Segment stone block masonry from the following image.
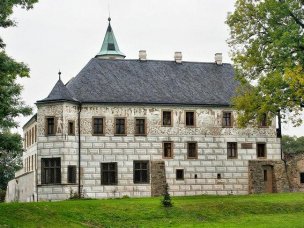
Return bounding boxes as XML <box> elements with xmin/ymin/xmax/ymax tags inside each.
<box><xmin>18</xmin><ymin>103</ymin><xmax>283</xmax><ymax>201</ymax></box>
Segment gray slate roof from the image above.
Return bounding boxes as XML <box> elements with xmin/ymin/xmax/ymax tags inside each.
<box><xmin>39</xmin><ymin>59</ymin><xmax>237</xmax><ymax>106</ymax></box>
<box><xmin>38</xmin><ymin>79</ymin><xmax>77</xmax><ymax>103</ymax></box>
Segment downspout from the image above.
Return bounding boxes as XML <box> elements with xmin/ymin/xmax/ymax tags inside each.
<box><xmin>78</xmin><ymin>103</ymin><xmax>82</xmax><ymax>198</ymax></box>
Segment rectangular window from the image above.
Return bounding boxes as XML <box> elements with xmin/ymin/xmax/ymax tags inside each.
<box><xmin>115</xmin><ymin>118</ymin><xmax>126</xmax><ymax>135</ymax></box>
<box><xmin>163</xmin><ymin>142</ymin><xmax>173</xmax><ymax>158</ymax></box>
<box><xmin>222</xmin><ymin>112</ymin><xmax>232</xmax><ymax>127</ymax></box>
<box><xmin>187</xmin><ymin>142</ymin><xmax>197</xmax><ymax>159</ymax></box>
<box><xmin>264</xmin><ymin>170</ymin><xmax>267</xmax><ymax>181</ymax></box>
<box><xmin>227</xmin><ymin>142</ymin><xmax>238</xmax><ymax>159</ymax></box>
<box><xmin>135</xmin><ymin>118</ymin><xmax>146</xmax><ymax>135</ymax></box>
<box><xmin>300</xmin><ymin>173</ymin><xmax>304</xmax><ymax>184</ymax></box>
<box><xmin>46</xmin><ymin>117</ymin><xmax>55</xmax><ymax>135</ymax></box>
<box><xmin>41</xmin><ymin>158</ymin><xmax>61</xmax><ymax>184</ymax></box>
<box><xmin>259</xmin><ymin>113</ymin><xmax>268</xmax><ymax>127</ymax></box>
<box><xmin>176</xmin><ymin>169</ymin><xmax>184</xmax><ymax>180</ymax></box>
<box><xmin>257</xmin><ymin>143</ymin><xmax>267</xmax><ymax>158</ymax></box>
<box><xmin>185</xmin><ymin>111</ymin><xmax>195</xmax><ymax>126</ymax></box>
<box><xmin>162</xmin><ymin>111</ymin><xmax>172</xmax><ymax>126</ymax></box>
<box><xmin>134</xmin><ymin>161</ymin><xmax>149</xmax><ymax>184</ymax></box>
<box><xmin>67</xmin><ymin>165</ymin><xmax>77</xmax><ymax>184</ymax></box>
<box><xmin>101</xmin><ymin>163</ymin><xmax>117</xmax><ymax>185</ymax></box>
<box><xmin>68</xmin><ymin>121</ymin><xmax>75</xmax><ymax>135</ymax></box>
<box><xmin>93</xmin><ymin>117</ymin><xmax>104</xmax><ymax>135</ymax></box>
<box><xmin>34</xmin><ymin>125</ymin><xmax>37</xmax><ymax>143</ymax></box>
<box><xmin>108</xmin><ymin>43</ymin><xmax>115</xmax><ymax>51</ymax></box>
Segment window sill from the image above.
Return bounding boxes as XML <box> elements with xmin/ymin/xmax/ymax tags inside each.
<box><xmin>227</xmin><ymin>157</ymin><xmax>238</xmax><ymax>159</ymax></box>
<box><xmin>163</xmin><ymin>157</ymin><xmax>173</xmax><ymax>159</ymax></box>
<box><xmin>134</xmin><ymin>134</ymin><xmax>147</xmax><ymax>137</ymax></box>
<box><xmin>38</xmin><ymin>183</ymin><xmax>77</xmax><ymax>186</ymax></box>
<box><xmin>133</xmin><ymin>182</ymin><xmax>150</xmax><ymax>185</ymax></box>
<box><xmin>114</xmin><ymin>134</ymin><xmax>127</xmax><ymax>136</ymax></box>
<box><xmin>222</xmin><ymin>126</ymin><xmax>233</xmax><ymax>128</ymax></box>
<box><xmin>187</xmin><ymin>157</ymin><xmax>198</xmax><ymax>160</ymax></box>
<box><xmin>185</xmin><ymin>125</ymin><xmax>196</xmax><ymax>128</ymax></box>
<box><xmin>162</xmin><ymin>125</ymin><xmax>173</xmax><ymax>127</ymax></box>
<box><xmin>92</xmin><ymin>134</ymin><xmax>105</xmax><ymax>136</ymax></box>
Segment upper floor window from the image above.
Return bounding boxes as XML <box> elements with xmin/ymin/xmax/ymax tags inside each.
<box><xmin>185</xmin><ymin>111</ymin><xmax>195</xmax><ymax>127</ymax></box>
<box><xmin>41</xmin><ymin>158</ymin><xmax>61</xmax><ymax>184</ymax></box>
<box><xmin>222</xmin><ymin>112</ymin><xmax>232</xmax><ymax>127</ymax></box>
<box><xmin>227</xmin><ymin>142</ymin><xmax>238</xmax><ymax>159</ymax></box>
<box><xmin>187</xmin><ymin>142</ymin><xmax>198</xmax><ymax>159</ymax></box>
<box><xmin>259</xmin><ymin>113</ymin><xmax>268</xmax><ymax>127</ymax></box>
<box><xmin>257</xmin><ymin>143</ymin><xmax>267</xmax><ymax>158</ymax></box>
<box><xmin>115</xmin><ymin>118</ymin><xmax>126</xmax><ymax>135</ymax></box>
<box><xmin>134</xmin><ymin>161</ymin><xmax>149</xmax><ymax>184</ymax></box>
<box><xmin>162</xmin><ymin>111</ymin><xmax>172</xmax><ymax>126</ymax></box>
<box><xmin>46</xmin><ymin>117</ymin><xmax>55</xmax><ymax>135</ymax></box>
<box><xmin>68</xmin><ymin>121</ymin><xmax>75</xmax><ymax>135</ymax></box>
<box><xmin>163</xmin><ymin>142</ymin><xmax>173</xmax><ymax>158</ymax></box>
<box><xmin>93</xmin><ymin>117</ymin><xmax>104</xmax><ymax>135</ymax></box>
<box><xmin>135</xmin><ymin>118</ymin><xmax>146</xmax><ymax>136</ymax></box>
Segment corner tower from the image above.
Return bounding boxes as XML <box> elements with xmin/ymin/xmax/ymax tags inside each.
<box><xmin>95</xmin><ymin>17</ymin><xmax>126</xmax><ymax>59</ymax></box>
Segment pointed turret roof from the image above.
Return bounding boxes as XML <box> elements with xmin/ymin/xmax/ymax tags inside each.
<box><xmin>95</xmin><ymin>17</ymin><xmax>126</xmax><ymax>59</ymax></box>
<box><xmin>37</xmin><ymin>78</ymin><xmax>78</xmax><ymax>103</ymax></box>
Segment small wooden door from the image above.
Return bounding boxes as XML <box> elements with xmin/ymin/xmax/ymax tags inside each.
<box><xmin>263</xmin><ymin>166</ymin><xmax>273</xmax><ymax>193</ymax></box>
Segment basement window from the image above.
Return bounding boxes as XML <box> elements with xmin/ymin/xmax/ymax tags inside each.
<box><xmin>300</xmin><ymin>173</ymin><xmax>304</xmax><ymax>184</ymax></box>
<box><xmin>176</xmin><ymin>169</ymin><xmax>184</xmax><ymax>180</ymax></box>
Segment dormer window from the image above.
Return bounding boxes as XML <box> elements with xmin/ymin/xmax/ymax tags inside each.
<box><xmin>108</xmin><ymin>43</ymin><xmax>115</xmax><ymax>51</ymax></box>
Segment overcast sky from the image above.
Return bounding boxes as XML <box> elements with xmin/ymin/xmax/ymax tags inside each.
<box><xmin>1</xmin><ymin>0</ymin><xmax>303</xmax><ymax>136</ymax></box>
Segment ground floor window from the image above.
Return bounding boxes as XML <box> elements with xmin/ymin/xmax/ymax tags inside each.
<box><xmin>101</xmin><ymin>163</ymin><xmax>117</xmax><ymax>185</ymax></box>
<box><xmin>300</xmin><ymin>173</ymin><xmax>304</xmax><ymax>184</ymax></box>
<box><xmin>134</xmin><ymin>161</ymin><xmax>149</xmax><ymax>184</ymax></box>
<box><xmin>41</xmin><ymin>158</ymin><xmax>61</xmax><ymax>184</ymax></box>
<box><xmin>68</xmin><ymin>165</ymin><xmax>77</xmax><ymax>184</ymax></box>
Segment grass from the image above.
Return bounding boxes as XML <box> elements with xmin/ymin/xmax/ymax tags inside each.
<box><xmin>1</xmin><ymin>193</ymin><xmax>304</xmax><ymax>227</ymax></box>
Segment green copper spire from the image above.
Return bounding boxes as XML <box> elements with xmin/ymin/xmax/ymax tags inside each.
<box><xmin>95</xmin><ymin>17</ymin><xmax>126</xmax><ymax>59</ymax></box>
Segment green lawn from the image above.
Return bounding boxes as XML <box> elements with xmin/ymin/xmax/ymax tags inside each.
<box><xmin>1</xmin><ymin>193</ymin><xmax>304</xmax><ymax>227</ymax></box>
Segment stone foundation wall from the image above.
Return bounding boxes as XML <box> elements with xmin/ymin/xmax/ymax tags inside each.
<box><xmin>285</xmin><ymin>153</ymin><xmax>304</xmax><ymax>192</ymax></box>
<box><xmin>248</xmin><ymin>160</ymin><xmax>290</xmax><ymax>194</ymax></box>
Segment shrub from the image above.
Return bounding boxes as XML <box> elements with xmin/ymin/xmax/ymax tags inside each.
<box><xmin>0</xmin><ymin>189</ymin><xmax>6</xmax><ymax>202</ymax></box>
<box><xmin>162</xmin><ymin>183</ymin><xmax>172</xmax><ymax>207</ymax></box>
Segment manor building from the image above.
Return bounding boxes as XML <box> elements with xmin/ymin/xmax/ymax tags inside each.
<box><xmin>6</xmin><ymin>18</ymin><xmax>288</xmax><ymax>202</ymax></box>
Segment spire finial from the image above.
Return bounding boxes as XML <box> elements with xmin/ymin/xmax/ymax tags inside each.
<box><xmin>58</xmin><ymin>70</ymin><xmax>62</xmax><ymax>80</ymax></box>
<box><xmin>108</xmin><ymin>17</ymin><xmax>111</xmax><ymax>22</ymax></box>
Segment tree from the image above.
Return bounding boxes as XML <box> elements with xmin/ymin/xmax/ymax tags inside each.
<box><xmin>0</xmin><ymin>0</ymin><xmax>38</xmax><ymax>193</ymax></box>
<box><xmin>0</xmin><ymin>132</ymin><xmax>23</xmax><ymax>191</ymax></box>
<box><xmin>226</xmin><ymin>0</ymin><xmax>304</xmax><ymax>127</ymax></box>
<box><xmin>282</xmin><ymin>135</ymin><xmax>304</xmax><ymax>153</ymax></box>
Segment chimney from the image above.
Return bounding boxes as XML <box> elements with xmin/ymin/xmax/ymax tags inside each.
<box><xmin>139</xmin><ymin>50</ymin><xmax>147</xmax><ymax>61</ymax></box>
<box><xmin>174</xmin><ymin>52</ymin><xmax>182</xmax><ymax>64</ymax></box>
<box><xmin>215</xmin><ymin>53</ymin><xmax>223</xmax><ymax>65</ymax></box>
